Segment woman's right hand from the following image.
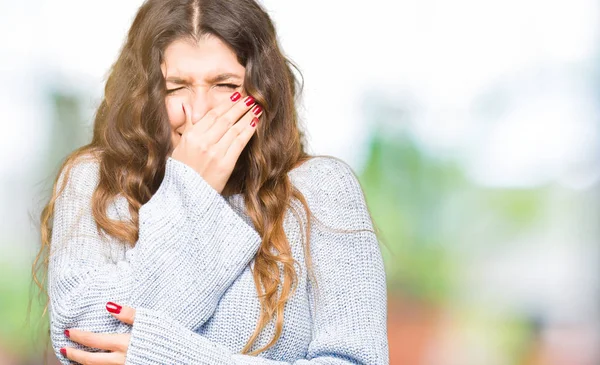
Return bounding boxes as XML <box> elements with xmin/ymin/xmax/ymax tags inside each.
<box><xmin>170</xmin><ymin>92</ymin><xmax>262</xmax><ymax>194</ymax></box>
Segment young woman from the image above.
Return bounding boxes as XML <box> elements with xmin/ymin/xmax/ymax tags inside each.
<box><xmin>34</xmin><ymin>0</ymin><xmax>389</xmax><ymax>363</ymax></box>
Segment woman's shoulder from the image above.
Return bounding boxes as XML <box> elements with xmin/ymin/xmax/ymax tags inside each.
<box><xmin>288</xmin><ymin>155</ymin><xmax>367</xmax><ymax>212</ymax></box>
<box><xmin>288</xmin><ymin>155</ymin><xmax>373</xmax><ymax>232</ymax></box>
<box><xmin>289</xmin><ymin>155</ymin><xmax>362</xmax><ymax>191</ymax></box>
<box><xmin>55</xmin><ymin>151</ymin><xmax>101</xmax><ymax>197</ymax></box>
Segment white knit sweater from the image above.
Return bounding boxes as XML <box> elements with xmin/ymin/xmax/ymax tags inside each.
<box><xmin>47</xmin><ymin>154</ymin><xmax>389</xmax><ymax>364</ymax></box>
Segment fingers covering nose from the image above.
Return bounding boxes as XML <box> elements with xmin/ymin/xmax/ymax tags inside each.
<box><xmin>182</xmin><ymin>103</ymin><xmax>194</xmax><ymax>133</ymax></box>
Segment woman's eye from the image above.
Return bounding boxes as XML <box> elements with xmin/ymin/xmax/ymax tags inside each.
<box><xmin>166</xmin><ymin>87</ymin><xmax>184</xmax><ymax>94</ymax></box>
<box><xmin>216</xmin><ymin>83</ymin><xmax>240</xmax><ymax>90</ymax></box>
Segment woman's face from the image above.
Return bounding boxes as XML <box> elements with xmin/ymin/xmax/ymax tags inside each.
<box><xmin>161</xmin><ymin>35</ymin><xmax>246</xmax><ymax>148</ymax></box>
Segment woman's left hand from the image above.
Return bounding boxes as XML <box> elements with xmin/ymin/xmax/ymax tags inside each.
<box><xmin>60</xmin><ymin>302</ymin><xmax>135</xmax><ymax>364</ymax></box>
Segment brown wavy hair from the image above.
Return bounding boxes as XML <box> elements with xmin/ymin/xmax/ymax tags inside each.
<box><xmin>31</xmin><ymin>0</ymin><xmax>383</xmax><ymax>357</ymax></box>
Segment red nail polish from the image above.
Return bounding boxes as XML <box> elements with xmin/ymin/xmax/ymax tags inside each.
<box><xmin>251</xmin><ymin>117</ymin><xmax>259</xmax><ymax>127</ymax></box>
<box><xmin>244</xmin><ymin>96</ymin><xmax>255</xmax><ymax>106</ymax></box>
<box><xmin>64</xmin><ymin>329</ymin><xmax>70</xmax><ymax>338</ymax></box>
<box><xmin>106</xmin><ymin>301</ymin><xmax>122</xmax><ymax>314</ymax></box>
<box><xmin>230</xmin><ymin>92</ymin><xmax>241</xmax><ymax>102</ymax></box>
<box><xmin>60</xmin><ymin>348</ymin><xmax>67</xmax><ymax>357</ymax></box>
<box><xmin>252</xmin><ymin>105</ymin><xmax>262</xmax><ymax>115</ymax></box>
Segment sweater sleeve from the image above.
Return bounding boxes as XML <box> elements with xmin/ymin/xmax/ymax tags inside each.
<box><xmin>48</xmin><ymin>156</ymin><xmax>262</xmax><ymax>363</ymax></box>
<box><xmin>123</xmin><ymin>157</ymin><xmax>390</xmax><ymax>365</ymax></box>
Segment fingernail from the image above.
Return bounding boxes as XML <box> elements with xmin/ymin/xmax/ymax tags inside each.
<box><xmin>244</xmin><ymin>96</ymin><xmax>255</xmax><ymax>106</ymax></box>
<box><xmin>252</xmin><ymin>105</ymin><xmax>262</xmax><ymax>115</ymax></box>
<box><xmin>230</xmin><ymin>92</ymin><xmax>241</xmax><ymax>102</ymax></box>
<box><xmin>60</xmin><ymin>348</ymin><xmax>67</xmax><ymax>357</ymax></box>
<box><xmin>64</xmin><ymin>329</ymin><xmax>70</xmax><ymax>338</ymax></box>
<box><xmin>251</xmin><ymin>117</ymin><xmax>259</xmax><ymax>127</ymax></box>
<box><xmin>106</xmin><ymin>301</ymin><xmax>122</xmax><ymax>314</ymax></box>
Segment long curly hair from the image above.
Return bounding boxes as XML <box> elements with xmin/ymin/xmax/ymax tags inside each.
<box><xmin>32</xmin><ymin>0</ymin><xmax>380</xmax><ymax>357</ymax></box>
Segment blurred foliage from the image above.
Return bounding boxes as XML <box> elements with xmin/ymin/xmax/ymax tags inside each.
<box><xmin>0</xmin><ymin>260</ymin><xmax>48</xmax><ymax>359</ymax></box>
<box><xmin>0</xmin><ymin>88</ymin><xmax>92</xmax><ymax>362</ymax></box>
<box><xmin>42</xmin><ymin>89</ymin><xmax>93</xmax><ymax>183</ymax></box>
<box><xmin>356</xmin><ymin>121</ymin><xmax>551</xmax><ymax>364</ymax></box>
<box><xmin>358</xmin><ymin>126</ymin><xmax>462</xmax><ymax>303</ymax></box>
<box><xmin>358</xmin><ymin>121</ymin><xmax>547</xmax><ymax>306</ymax></box>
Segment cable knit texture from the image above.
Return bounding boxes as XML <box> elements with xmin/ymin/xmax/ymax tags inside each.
<box><xmin>47</xmin><ymin>154</ymin><xmax>389</xmax><ymax>364</ymax></box>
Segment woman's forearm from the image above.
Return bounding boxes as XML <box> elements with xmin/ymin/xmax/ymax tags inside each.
<box><xmin>49</xmin><ymin>156</ymin><xmax>262</xmax><ymax>360</ymax></box>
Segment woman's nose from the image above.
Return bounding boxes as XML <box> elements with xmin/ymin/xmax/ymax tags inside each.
<box><xmin>189</xmin><ymin>89</ymin><xmax>217</xmax><ymax>123</ymax></box>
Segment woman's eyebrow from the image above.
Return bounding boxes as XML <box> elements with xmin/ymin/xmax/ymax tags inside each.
<box><xmin>207</xmin><ymin>73</ymin><xmax>243</xmax><ymax>83</ymax></box>
<box><xmin>165</xmin><ymin>73</ymin><xmax>243</xmax><ymax>85</ymax></box>
<box><xmin>165</xmin><ymin>76</ymin><xmax>191</xmax><ymax>85</ymax></box>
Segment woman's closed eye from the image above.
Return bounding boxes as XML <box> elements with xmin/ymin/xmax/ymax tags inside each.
<box><xmin>166</xmin><ymin>84</ymin><xmax>240</xmax><ymax>94</ymax></box>
<box><xmin>166</xmin><ymin>87</ymin><xmax>185</xmax><ymax>94</ymax></box>
<box><xmin>215</xmin><ymin>83</ymin><xmax>241</xmax><ymax>90</ymax></box>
